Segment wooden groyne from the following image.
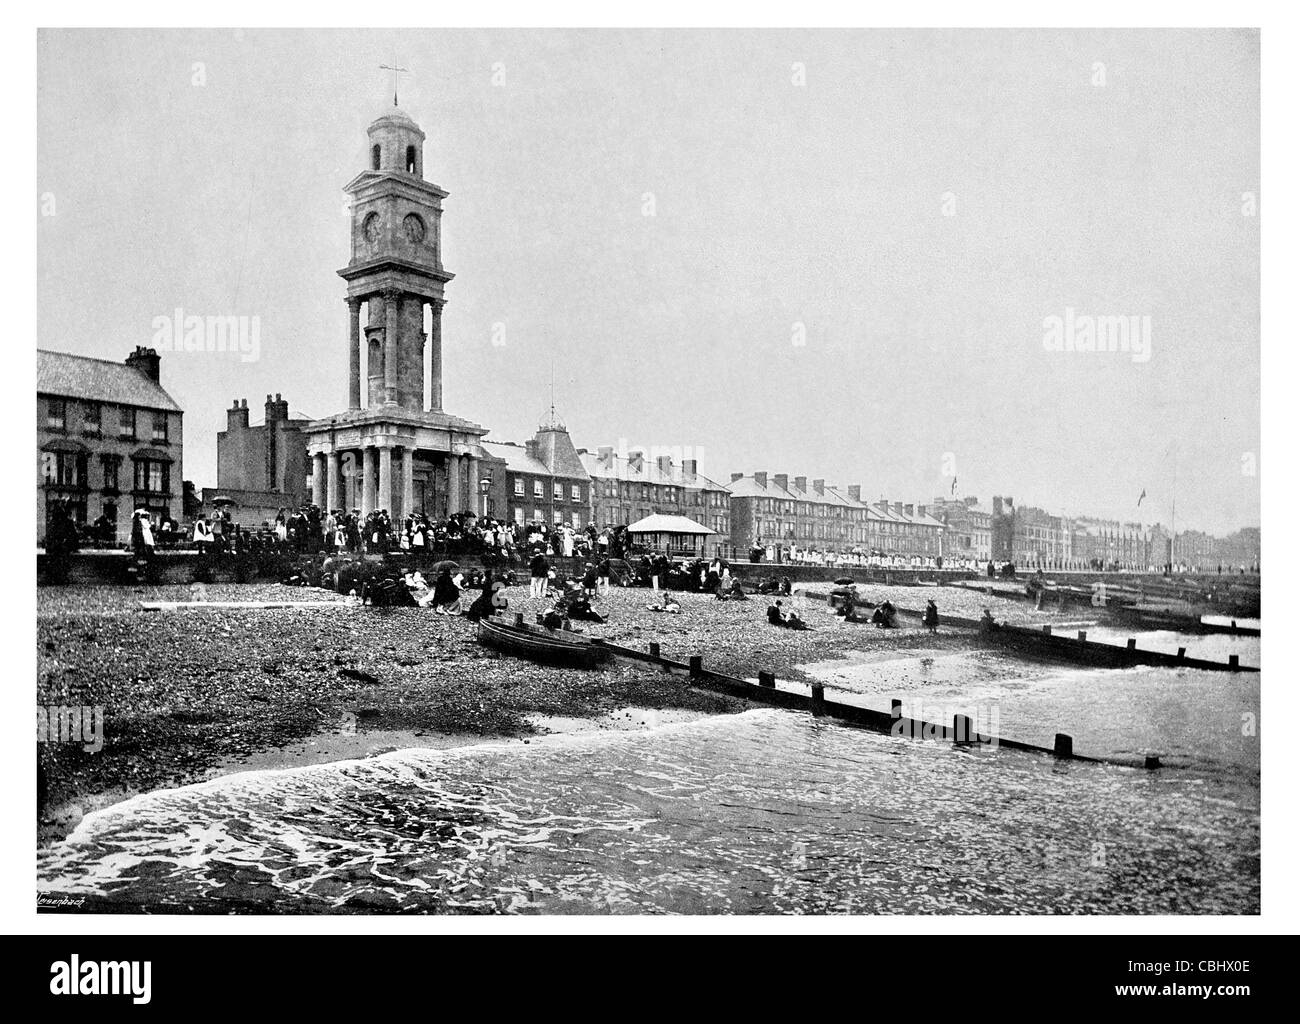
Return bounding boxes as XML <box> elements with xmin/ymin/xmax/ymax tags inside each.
<box><xmin>591</xmin><ymin>639</ymin><xmax>1163</xmax><ymax>770</ymax></box>
<box><xmin>820</xmin><ymin>596</ymin><xmax>1258</xmax><ymax>673</ymax></box>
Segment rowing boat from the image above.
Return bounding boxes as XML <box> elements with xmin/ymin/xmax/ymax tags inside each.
<box><xmin>476</xmin><ymin>615</ymin><xmax>609</xmax><ymax>668</ymax></box>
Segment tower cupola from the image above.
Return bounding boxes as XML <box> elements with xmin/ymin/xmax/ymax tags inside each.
<box><xmin>367</xmin><ymin>106</ymin><xmax>425</xmax><ymax>177</ymax></box>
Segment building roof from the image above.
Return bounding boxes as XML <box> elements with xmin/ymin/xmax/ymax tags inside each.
<box><xmin>37</xmin><ymin>349</ymin><xmax>183</xmax><ymax>413</ymax></box>
<box><xmin>533</xmin><ymin>427</ymin><xmax>590</xmax><ymax>479</ymax></box>
<box><xmin>480</xmin><ymin>441</ymin><xmax>550</xmax><ymax>476</ymax></box>
<box><xmin>627</xmin><ymin>514</ymin><xmax>715</xmax><ymax>535</ymax></box>
<box><xmin>580</xmin><ymin>451</ymin><xmax>728</xmax><ymax>491</ymax></box>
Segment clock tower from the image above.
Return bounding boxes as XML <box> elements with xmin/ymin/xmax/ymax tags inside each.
<box><xmin>303</xmin><ymin>101</ymin><xmax>497</xmax><ymax>521</ymax></box>
<box><xmin>342</xmin><ymin>104</ymin><xmax>449</xmax><ymax>412</ymax></box>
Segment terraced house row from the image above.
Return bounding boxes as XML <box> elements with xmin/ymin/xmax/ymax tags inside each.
<box><xmin>725</xmin><ymin>472</ymin><xmax>945</xmax><ymax>559</ymax></box>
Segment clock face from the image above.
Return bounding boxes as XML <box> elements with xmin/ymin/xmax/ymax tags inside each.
<box><xmin>403</xmin><ymin>213</ymin><xmax>426</xmax><ymax>243</ymax></box>
<box><xmin>362</xmin><ymin>213</ymin><xmax>381</xmax><ymax>245</ymax></box>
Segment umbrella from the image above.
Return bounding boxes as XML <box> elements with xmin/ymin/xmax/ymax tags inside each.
<box><xmin>432</xmin><ymin>559</ymin><xmax>460</xmax><ymax>575</ymax></box>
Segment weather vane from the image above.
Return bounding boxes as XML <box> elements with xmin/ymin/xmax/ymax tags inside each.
<box><xmin>379</xmin><ymin>61</ymin><xmax>408</xmax><ymax>107</ymax></box>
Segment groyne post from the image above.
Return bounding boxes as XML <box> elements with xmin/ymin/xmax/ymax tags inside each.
<box><xmin>1054</xmin><ymin>733</ymin><xmax>1073</xmax><ymax>758</ymax></box>
<box><xmin>810</xmin><ymin>684</ymin><xmax>827</xmax><ymax>716</ymax></box>
<box><xmin>953</xmin><ymin>714</ymin><xmax>974</xmax><ymax>746</ymax></box>
<box><xmin>689</xmin><ymin>655</ymin><xmax>703</xmax><ymax>678</ymax></box>
<box><xmin>758</xmin><ymin>670</ymin><xmax>776</xmax><ymax>688</ymax></box>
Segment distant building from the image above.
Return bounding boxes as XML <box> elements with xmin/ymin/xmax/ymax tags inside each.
<box><xmin>931</xmin><ymin>496</ymin><xmax>993</xmax><ymax>563</ymax></box>
<box><xmin>203</xmin><ymin>394</ymin><xmax>311</xmax><ymax>525</ymax></box>
<box><xmin>37</xmin><ymin>347</ymin><xmax>183</xmax><ymax>544</ymax></box>
<box><xmin>726</xmin><ymin>471</ymin><xmax>942</xmax><ymax>560</ymax></box>
<box><xmin>582</xmin><ymin>447</ymin><xmax>730</xmax><ymax>537</ymax></box>
<box><xmin>1071</xmin><ymin>515</ymin><xmax>1149</xmax><ymax>571</ymax></box>
<box><xmin>482</xmin><ymin>421</ymin><xmax>591</xmax><ymax>529</ymax></box>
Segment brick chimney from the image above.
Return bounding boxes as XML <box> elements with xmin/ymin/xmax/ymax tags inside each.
<box><xmin>525</xmin><ymin>439</ymin><xmax>541</xmax><ymax>461</ymax></box>
<box><xmin>754</xmin><ymin>471</ymin><xmax>767</xmax><ymax>488</ymax></box>
<box><xmin>656</xmin><ymin>454</ymin><xmax>674</xmax><ymax>477</ymax></box>
<box><xmin>813</xmin><ymin>479</ymin><xmax>825</xmax><ymax>495</ymax></box>
<box><xmin>892</xmin><ymin>501</ymin><xmax>904</xmax><ymax>515</ymax></box>
<box><xmin>265</xmin><ymin>392</ymin><xmax>289</xmax><ymax>424</ymax></box>
<box><xmin>848</xmin><ymin>485</ymin><xmax>862</xmax><ymax>502</ymax></box>
<box><xmin>730</xmin><ymin>472</ymin><xmax>743</xmax><ymax>483</ymax></box>
<box><xmin>917</xmin><ymin>504</ymin><xmax>927</xmax><ymax>519</ymax></box>
<box><xmin>794</xmin><ymin>476</ymin><xmax>807</xmax><ymax>493</ymax></box>
<box><xmin>774</xmin><ymin>473</ymin><xmax>789</xmax><ymax>492</ymax></box>
<box><xmin>125</xmin><ymin>346</ymin><xmax>161</xmax><ymax>383</ymax></box>
<box><xmin>597</xmin><ymin>445</ymin><xmax>615</xmax><ymax>469</ymax></box>
<box><xmin>628</xmin><ymin>449</ymin><xmax>644</xmax><ymax>472</ymax></box>
<box><xmin>227</xmin><ymin>398</ymin><xmax>249</xmax><ymax>431</ymax></box>
<box><xmin>904</xmin><ymin>503</ymin><xmax>915</xmax><ymax>517</ymax></box>
<box><xmin>683</xmin><ymin>459</ymin><xmax>698</xmax><ymax>479</ymax></box>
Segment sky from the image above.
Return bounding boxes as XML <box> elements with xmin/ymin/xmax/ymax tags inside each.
<box><xmin>36</xmin><ymin>28</ymin><xmax>1259</xmax><ymax>534</ymax></box>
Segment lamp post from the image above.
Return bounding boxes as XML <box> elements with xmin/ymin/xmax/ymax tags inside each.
<box><xmin>479</xmin><ymin>474</ymin><xmax>492</xmax><ymax>519</ymax></box>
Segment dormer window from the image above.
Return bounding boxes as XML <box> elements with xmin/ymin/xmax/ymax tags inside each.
<box><xmin>371</xmin><ymin>144</ymin><xmax>381</xmax><ymax>170</ymax></box>
<box><xmin>405</xmin><ymin>145</ymin><xmax>417</xmax><ymax>174</ymax></box>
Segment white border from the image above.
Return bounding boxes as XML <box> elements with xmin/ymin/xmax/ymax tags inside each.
<box><xmin>5</xmin><ymin>2</ymin><xmax>1289</xmax><ymax>936</ymax></box>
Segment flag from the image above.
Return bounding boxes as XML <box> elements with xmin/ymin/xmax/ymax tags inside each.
<box><xmin>1137</xmin><ymin>489</ymin><xmax>1146</xmax><ymax>507</ymax></box>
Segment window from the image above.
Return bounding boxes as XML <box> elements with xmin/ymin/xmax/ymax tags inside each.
<box><xmin>513</xmin><ymin>477</ymin><xmax>524</xmax><ymax>497</ymax></box>
<box><xmin>83</xmin><ymin>403</ymin><xmax>101</xmax><ymax>436</ymax></box>
<box><xmin>571</xmin><ymin>484</ymin><xmax>580</xmax><ymax>501</ymax></box>
<box><xmin>514</xmin><ymin>507</ymin><xmax>524</xmax><ymax>525</ymax></box>
<box><xmin>119</xmin><ymin>407</ymin><xmax>136</xmax><ymax>439</ymax></box>
<box><xmin>133</xmin><ymin>458</ymin><xmax>168</xmax><ymax>494</ymax></box>
<box><xmin>46</xmin><ymin>398</ymin><xmax>66</xmax><ymax>431</ymax></box>
<box><xmin>552</xmin><ymin>511</ymin><xmax>562</xmax><ymax>526</ymax></box>
<box><xmin>152</xmin><ymin>412</ymin><xmax>168</xmax><ymax>443</ymax></box>
<box><xmin>571</xmin><ymin>511</ymin><xmax>581</xmax><ymax>529</ymax></box>
<box><xmin>102</xmin><ymin>456</ymin><xmax>120</xmax><ymax>492</ymax></box>
<box><xmin>641</xmin><ymin>484</ymin><xmax>650</xmax><ymax>500</ymax></box>
<box><xmin>371</xmin><ymin>144</ymin><xmax>381</xmax><ymax>170</ymax></box>
<box><xmin>405</xmin><ymin>145</ymin><xmax>417</xmax><ymax>174</ymax></box>
<box><xmin>533</xmin><ymin>479</ymin><xmax>543</xmax><ymax>499</ymax></box>
<box><xmin>553</xmin><ymin>482</ymin><xmax>563</xmax><ymax>501</ymax></box>
<box><xmin>42</xmin><ymin>451</ymin><xmax>82</xmax><ymax>487</ymax></box>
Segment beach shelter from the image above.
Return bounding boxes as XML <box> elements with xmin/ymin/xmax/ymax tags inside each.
<box><xmin>626</xmin><ymin>514</ymin><xmax>716</xmax><ymax>557</ymax></box>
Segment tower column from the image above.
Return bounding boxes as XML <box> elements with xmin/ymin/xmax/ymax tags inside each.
<box><xmin>378</xmin><ymin>446</ymin><xmax>393</xmax><ymax>515</ymax></box>
<box><xmin>362</xmin><ymin>446</ymin><xmax>378</xmax><ymax>515</ymax></box>
<box><xmin>430</xmin><ymin>300</ymin><xmax>443</xmax><ymax>412</ymax></box>
<box><xmin>401</xmin><ymin>448</ymin><xmax>415</xmax><ymax>519</ymax></box>
<box><xmin>326</xmin><ymin>451</ymin><xmax>341</xmax><ymax>511</ymax></box>
<box><xmin>467</xmin><ymin>455</ymin><xmax>481</xmax><ymax>517</ymax></box>
<box><xmin>384</xmin><ymin>291</ymin><xmax>399</xmax><ymax>405</ymax></box>
<box><xmin>347</xmin><ymin>298</ymin><xmax>362</xmax><ymax>409</ymax></box>
<box><xmin>311</xmin><ymin>453</ymin><xmax>326</xmax><ymax>508</ymax></box>
<box><xmin>447</xmin><ymin>453</ymin><xmax>462</xmax><ymax>514</ymax></box>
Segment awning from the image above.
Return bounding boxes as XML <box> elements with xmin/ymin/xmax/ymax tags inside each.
<box><xmin>626</xmin><ymin>514</ymin><xmax>715</xmax><ymax>535</ymax></box>
<box><xmin>41</xmin><ymin>438</ymin><xmax>90</xmax><ymax>454</ymax></box>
